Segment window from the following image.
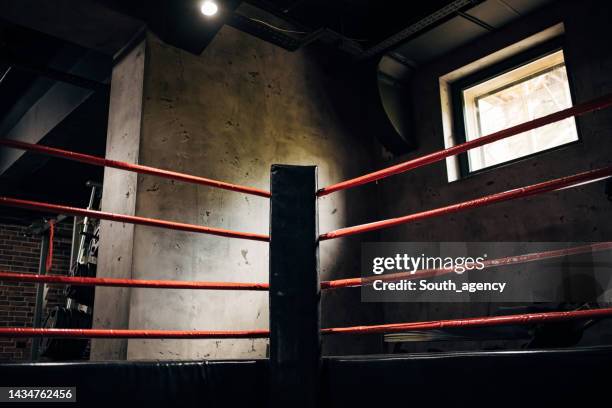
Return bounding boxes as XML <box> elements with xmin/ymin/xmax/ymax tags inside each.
<box><xmin>452</xmin><ymin>41</ymin><xmax>578</xmax><ymax>176</ymax></box>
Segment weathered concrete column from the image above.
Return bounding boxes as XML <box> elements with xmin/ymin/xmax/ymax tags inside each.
<box><xmin>91</xmin><ymin>39</ymin><xmax>145</xmax><ymax>360</ymax></box>
<box><xmin>93</xmin><ymin>26</ymin><xmax>381</xmax><ymax>360</ymax></box>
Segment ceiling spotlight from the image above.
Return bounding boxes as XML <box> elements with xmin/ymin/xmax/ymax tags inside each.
<box><xmin>201</xmin><ymin>1</ymin><xmax>219</xmax><ymax>16</ymax></box>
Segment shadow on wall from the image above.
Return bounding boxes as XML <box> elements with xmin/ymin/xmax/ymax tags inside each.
<box><xmin>301</xmin><ymin>45</ymin><xmax>415</xmax><ymax>156</ymax></box>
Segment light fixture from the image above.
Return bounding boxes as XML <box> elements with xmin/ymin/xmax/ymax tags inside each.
<box><xmin>201</xmin><ymin>1</ymin><xmax>219</xmax><ymax>17</ymax></box>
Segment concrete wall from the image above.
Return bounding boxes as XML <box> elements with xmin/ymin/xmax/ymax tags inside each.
<box><xmin>93</xmin><ymin>27</ymin><xmax>383</xmax><ymax>359</ymax></box>
<box><xmin>375</xmin><ymin>0</ymin><xmax>612</xmax><ymax>351</ymax></box>
<box><xmin>91</xmin><ymin>41</ymin><xmax>145</xmax><ymax>360</ymax></box>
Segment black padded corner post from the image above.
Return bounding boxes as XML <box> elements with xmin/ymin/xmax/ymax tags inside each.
<box><xmin>269</xmin><ymin>165</ymin><xmax>320</xmax><ymax>407</ymax></box>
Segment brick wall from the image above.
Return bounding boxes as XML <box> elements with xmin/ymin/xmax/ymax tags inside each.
<box><xmin>0</xmin><ymin>220</ymin><xmax>73</xmax><ymax>361</ymax></box>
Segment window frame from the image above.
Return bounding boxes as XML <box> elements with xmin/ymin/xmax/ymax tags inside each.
<box><xmin>450</xmin><ymin>37</ymin><xmax>581</xmax><ymax>179</ymax></box>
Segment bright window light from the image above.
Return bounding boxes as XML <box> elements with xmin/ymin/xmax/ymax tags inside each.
<box><xmin>462</xmin><ymin>50</ymin><xmax>578</xmax><ymax>172</ymax></box>
<box><xmin>201</xmin><ymin>1</ymin><xmax>219</xmax><ymax>17</ymax></box>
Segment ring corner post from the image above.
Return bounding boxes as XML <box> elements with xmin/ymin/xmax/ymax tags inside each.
<box><xmin>269</xmin><ymin>164</ymin><xmax>320</xmax><ymax>408</ymax></box>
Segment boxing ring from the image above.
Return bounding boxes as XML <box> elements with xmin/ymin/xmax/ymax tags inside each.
<box><xmin>1</xmin><ymin>92</ymin><xmax>612</xmax><ymax>406</ymax></box>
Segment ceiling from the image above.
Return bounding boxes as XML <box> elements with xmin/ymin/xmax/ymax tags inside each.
<box><xmin>232</xmin><ymin>0</ymin><xmax>555</xmax><ymax>63</ymax></box>
<box><xmin>244</xmin><ymin>0</ymin><xmax>463</xmax><ymax>48</ymax></box>
<box><xmin>0</xmin><ymin>0</ymin><xmax>559</xmax><ymax>223</ymax></box>
<box><xmin>87</xmin><ymin>0</ymin><xmax>557</xmax><ymax>60</ymax></box>
<box><xmin>388</xmin><ymin>0</ymin><xmax>556</xmax><ymax>68</ymax></box>
<box><xmin>95</xmin><ymin>0</ymin><xmax>241</xmax><ymax>54</ymax></box>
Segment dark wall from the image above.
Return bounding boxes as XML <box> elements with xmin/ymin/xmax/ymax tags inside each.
<box><xmin>372</xmin><ymin>0</ymin><xmax>612</xmax><ymax>350</ymax></box>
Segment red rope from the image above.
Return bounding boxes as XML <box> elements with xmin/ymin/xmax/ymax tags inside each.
<box><xmin>321</xmin><ymin>307</ymin><xmax>612</xmax><ymax>335</ymax></box>
<box><xmin>0</xmin><ymin>271</ymin><xmax>269</xmax><ymax>291</ymax></box>
<box><xmin>0</xmin><ymin>196</ymin><xmax>269</xmax><ymax>242</ymax></box>
<box><xmin>319</xmin><ymin>165</ymin><xmax>612</xmax><ymax>240</ymax></box>
<box><xmin>45</xmin><ymin>219</ymin><xmax>55</xmax><ymax>273</ymax></box>
<box><xmin>0</xmin><ymin>327</ymin><xmax>270</xmax><ymax>339</ymax></box>
<box><xmin>321</xmin><ymin>242</ymin><xmax>612</xmax><ymax>290</ymax></box>
<box><xmin>317</xmin><ymin>93</ymin><xmax>612</xmax><ymax>196</ymax></box>
<box><xmin>2</xmin><ymin>308</ymin><xmax>611</xmax><ymax>338</ymax></box>
<box><xmin>0</xmin><ymin>139</ymin><xmax>271</xmax><ymax>198</ymax></box>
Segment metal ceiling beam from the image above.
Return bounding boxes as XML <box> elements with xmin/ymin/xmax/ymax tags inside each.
<box><xmin>0</xmin><ymin>86</ymin><xmax>93</xmax><ymax>175</ymax></box>
<box><xmin>228</xmin><ymin>12</ymin><xmax>364</xmax><ymax>54</ymax></box>
<box><xmin>0</xmin><ymin>67</ymin><xmax>12</xmax><ymax>85</ymax></box>
<box><xmin>456</xmin><ymin>10</ymin><xmax>495</xmax><ymax>31</ymax></box>
<box><xmin>0</xmin><ymin>55</ymin><xmax>109</xmax><ymax>92</ymax></box>
<box><xmin>0</xmin><ymin>52</ymin><xmax>110</xmax><ymax>176</ymax></box>
<box><xmin>357</xmin><ymin>0</ymin><xmax>482</xmax><ymax>61</ymax></box>
<box><xmin>227</xmin><ymin>13</ymin><xmax>303</xmax><ymax>51</ymax></box>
